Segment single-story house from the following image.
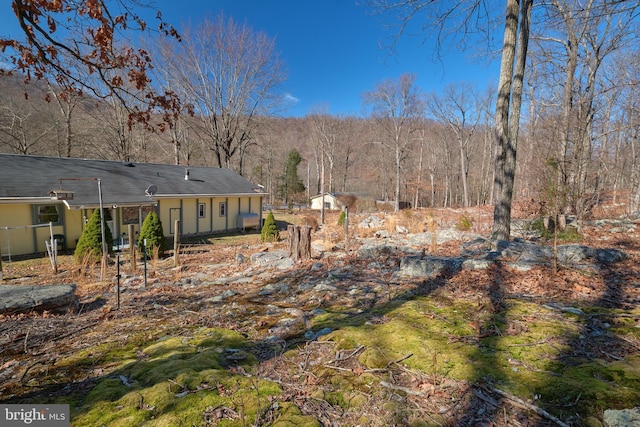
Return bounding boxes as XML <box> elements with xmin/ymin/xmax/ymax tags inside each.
<box><xmin>309</xmin><ymin>192</ymin><xmax>377</xmax><ymax>212</ymax></box>
<box><xmin>0</xmin><ymin>154</ymin><xmax>267</xmax><ymax>257</ymax></box>
<box><xmin>310</xmin><ymin>193</ymin><xmax>342</xmax><ymax>211</ymax></box>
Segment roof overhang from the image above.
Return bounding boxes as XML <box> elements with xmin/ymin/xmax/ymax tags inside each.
<box><xmin>0</xmin><ymin>197</ymin><xmax>53</xmax><ymax>204</ymax></box>
<box><xmin>151</xmin><ymin>192</ymin><xmax>268</xmax><ymax>198</ymax></box>
<box><xmin>64</xmin><ymin>201</ymin><xmax>158</xmax><ymax>210</ymax></box>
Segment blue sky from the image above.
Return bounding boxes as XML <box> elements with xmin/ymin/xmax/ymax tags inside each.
<box><xmin>1</xmin><ymin>0</ymin><xmax>501</xmax><ymax>117</ymax></box>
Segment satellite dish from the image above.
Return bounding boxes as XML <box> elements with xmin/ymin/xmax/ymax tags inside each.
<box><xmin>145</xmin><ymin>185</ymin><xmax>157</xmax><ymax>197</ymax></box>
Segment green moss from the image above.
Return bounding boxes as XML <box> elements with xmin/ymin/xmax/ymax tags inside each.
<box><xmin>271</xmin><ymin>402</ymin><xmax>321</xmax><ymax>426</ymax></box>
<box><xmin>72</xmin><ymin>327</ymin><xmax>284</xmax><ymax>426</ymax></box>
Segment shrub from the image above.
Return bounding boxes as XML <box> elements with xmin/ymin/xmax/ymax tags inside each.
<box><xmin>300</xmin><ymin>215</ymin><xmax>319</xmax><ymax>230</ymax></box>
<box><xmin>261</xmin><ymin>212</ymin><xmax>279</xmax><ymax>242</ymax></box>
<box><xmin>74</xmin><ymin>209</ymin><xmax>113</xmax><ymax>263</ymax></box>
<box><xmin>531</xmin><ymin>217</ymin><xmax>582</xmax><ymax>242</ymax></box>
<box><xmin>455</xmin><ymin>215</ymin><xmax>473</xmax><ymax>231</ymax></box>
<box><xmin>337</xmin><ymin>211</ymin><xmax>346</xmax><ymax>226</ymax></box>
<box><xmin>138</xmin><ymin>211</ymin><xmax>168</xmax><ymax>256</ymax></box>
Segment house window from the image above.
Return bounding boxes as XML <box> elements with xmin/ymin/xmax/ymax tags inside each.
<box><xmin>219</xmin><ymin>202</ymin><xmax>227</xmax><ymax>217</ymax></box>
<box><xmin>36</xmin><ymin>205</ymin><xmax>61</xmax><ymax>225</ymax></box>
<box><xmin>122</xmin><ymin>207</ymin><xmax>139</xmax><ymax>224</ymax></box>
<box><xmin>324</xmin><ymin>202</ymin><xmax>332</xmax><ymax>210</ymax></box>
<box><xmin>198</xmin><ymin>203</ymin><xmax>206</xmax><ymax>218</ymax></box>
<box><xmin>123</xmin><ymin>206</ymin><xmax>155</xmax><ymax>224</ymax></box>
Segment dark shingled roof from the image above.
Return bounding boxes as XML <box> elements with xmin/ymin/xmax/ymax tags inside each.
<box><xmin>0</xmin><ymin>154</ymin><xmax>266</xmax><ymax>208</ymax></box>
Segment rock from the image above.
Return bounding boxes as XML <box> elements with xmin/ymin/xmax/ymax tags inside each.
<box><xmin>396</xmin><ymin>256</ymin><xmax>464</xmax><ymax>278</ymax></box>
<box><xmin>463</xmin><ymin>258</ymin><xmax>494</xmax><ymax>270</ymax></box>
<box><xmin>304</xmin><ymin>327</ymin><xmax>333</xmax><ymax>341</ymax></box>
<box><xmin>461</xmin><ymin>237</ymin><xmax>492</xmax><ymax>255</ymax></box>
<box><xmin>603</xmin><ymin>407</ymin><xmax>640</xmax><ymax>427</ymax></box>
<box><xmin>250</xmin><ymin>250</ymin><xmax>295</xmax><ymax>270</ymax></box>
<box><xmin>594</xmin><ymin>248</ymin><xmax>627</xmax><ymax>264</ymax></box>
<box><xmin>259</xmin><ymin>283</ymin><xmax>289</xmax><ymax>295</ymax></box>
<box><xmin>206</xmin><ymin>290</ymin><xmax>237</xmax><ymax>303</ymax></box>
<box><xmin>396</xmin><ymin>225</ymin><xmax>408</xmax><ymax>234</ymax></box>
<box><xmin>358</xmin><ymin>214</ymin><xmax>385</xmax><ymax>229</ymax></box>
<box><xmin>0</xmin><ymin>284</ymin><xmax>77</xmax><ymax>314</ymax></box>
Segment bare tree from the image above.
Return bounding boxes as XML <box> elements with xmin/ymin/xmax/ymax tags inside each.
<box><xmin>0</xmin><ymin>100</ymin><xmax>54</xmax><ymax>154</ymax></box>
<box><xmin>532</xmin><ymin>0</ymin><xmax>639</xmax><ymax>217</ymax></box>
<box><xmin>1</xmin><ymin>0</ymin><xmax>184</xmax><ymax>129</ymax></box>
<box><xmin>427</xmin><ymin>83</ymin><xmax>484</xmax><ymax>207</ymax></box>
<box><xmin>154</xmin><ymin>14</ymin><xmax>286</xmax><ymax>174</ymax></box>
<box><xmin>362</xmin><ymin>73</ymin><xmax>425</xmax><ymax>212</ymax></box>
<box><xmin>310</xmin><ymin>107</ymin><xmax>341</xmax><ymax>193</ymax></box>
<box><xmin>367</xmin><ymin>0</ymin><xmax>532</xmax><ymax>238</ymax></box>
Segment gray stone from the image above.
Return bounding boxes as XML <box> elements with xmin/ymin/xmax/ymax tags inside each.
<box><xmin>506</xmin><ymin>261</ymin><xmax>536</xmax><ymax>271</ymax></box>
<box><xmin>358</xmin><ymin>214</ymin><xmax>385</xmax><ymax>229</ymax></box>
<box><xmin>205</xmin><ymin>289</ymin><xmax>237</xmax><ymax>303</ymax></box>
<box><xmin>462</xmin><ymin>258</ymin><xmax>494</xmax><ymax>270</ymax></box>
<box><xmin>461</xmin><ymin>237</ymin><xmax>492</xmax><ymax>255</ymax></box>
<box><xmin>0</xmin><ymin>284</ymin><xmax>77</xmax><ymax>314</ymax></box>
<box><xmin>314</xmin><ymin>282</ymin><xmax>337</xmax><ymax>292</ymax></box>
<box><xmin>297</xmin><ymin>281</ymin><xmax>316</xmax><ymax>292</ymax></box>
<box><xmin>250</xmin><ymin>250</ymin><xmax>294</xmax><ymax>270</ymax></box>
<box><xmin>396</xmin><ymin>225</ymin><xmax>409</xmax><ymax>234</ymax></box>
<box><xmin>396</xmin><ymin>256</ymin><xmax>464</xmax><ymax>278</ymax></box>
<box><xmin>604</xmin><ymin>407</ymin><xmax>640</xmax><ymax>427</ymax></box>
<box><xmin>594</xmin><ymin>248</ymin><xmax>627</xmax><ymax>264</ymax></box>
<box><xmin>259</xmin><ymin>283</ymin><xmax>289</xmax><ymax>295</ymax></box>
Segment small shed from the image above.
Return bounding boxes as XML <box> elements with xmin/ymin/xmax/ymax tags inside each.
<box><xmin>309</xmin><ymin>193</ymin><xmax>342</xmax><ymax>210</ymax></box>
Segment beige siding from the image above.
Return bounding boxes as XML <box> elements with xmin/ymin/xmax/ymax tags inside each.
<box><xmin>158</xmin><ymin>199</ymin><xmax>180</xmax><ymax>237</ymax></box>
<box><xmin>64</xmin><ymin>209</ymin><xmax>84</xmax><ymax>250</ymax></box>
<box><xmin>0</xmin><ymin>203</ymin><xmax>38</xmax><ymax>255</ymax></box>
<box><xmin>181</xmin><ymin>198</ymin><xmax>198</xmax><ymax>235</ymax></box>
<box><xmin>197</xmin><ymin>198</ymin><xmax>211</xmax><ymax>234</ymax></box>
<box><xmin>1</xmin><ymin>195</ymin><xmax>263</xmax><ymax>256</ymax></box>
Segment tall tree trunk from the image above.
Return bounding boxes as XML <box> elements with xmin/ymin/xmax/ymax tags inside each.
<box><xmin>492</xmin><ymin>0</ymin><xmax>532</xmax><ymax>241</ymax></box>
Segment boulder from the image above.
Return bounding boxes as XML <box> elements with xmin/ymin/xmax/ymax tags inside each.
<box><xmin>604</xmin><ymin>407</ymin><xmax>640</xmax><ymax>426</ymax></box>
<box><xmin>250</xmin><ymin>250</ymin><xmax>295</xmax><ymax>270</ymax></box>
<box><xmin>396</xmin><ymin>256</ymin><xmax>464</xmax><ymax>278</ymax></box>
<box><xmin>0</xmin><ymin>284</ymin><xmax>77</xmax><ymax>314</ymax></box>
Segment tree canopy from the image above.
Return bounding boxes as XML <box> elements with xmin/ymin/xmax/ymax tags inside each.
<box><xmin>1</xmin><ymin>0</ymin><xmax>186</xmax><ymax>128</ymax></box>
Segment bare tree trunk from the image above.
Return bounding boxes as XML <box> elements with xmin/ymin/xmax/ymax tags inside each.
<box><xmin>414</xmin><ymin>133</ymin><xmax>425</xmax><ymax>208</ymax></box>
<box><xmin>492</xmin><ymin>0</ymin><xmax>532</xmax><ymax>241</ymax></box>
<box><xmin>287</xmin><ymin>225</ymin><xmax>311</xmax><ymax>260</ymax></box>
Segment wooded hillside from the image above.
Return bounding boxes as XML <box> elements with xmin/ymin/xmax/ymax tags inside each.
<box><xmin>2</xmin><ymin>68</ymin><xmax>638</xmax><ymax>220</ymax></box>
<box><xmin>2</xmin><ymin>0</ymin><xmax>639</xmax><ymax>220</ymax></box>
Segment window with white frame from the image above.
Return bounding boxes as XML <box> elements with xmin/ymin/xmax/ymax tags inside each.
<box><xmin>198</xmin><ymin>203</ymin><xmax>206</xmax><ymax>218</ymax></box>
<box><xmin>219</xmin><ymin>202</ymin><xmax>227</xmax><ymax>217</ymax></box>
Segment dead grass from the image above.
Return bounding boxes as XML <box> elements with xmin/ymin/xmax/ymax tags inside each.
<box><xmin>1</xmin><ymin>207</ymin><xmax>639</xmax><ymax>426</ymax></box>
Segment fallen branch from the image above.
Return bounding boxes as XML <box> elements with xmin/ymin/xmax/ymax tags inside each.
<box><xmin>381</xmin><ymin>380</ymin><xmax>428</xmax><ymax>396</ymax></box>
<box><xmin>334</xmin><ymin>345</ymin><xmax>366</xmax><ymax>362</ymax></box>
<box><xmin>23</xmin><ymin>329</ymin><xmax>30</xmax><ymax>353</ymax></box>
<box><xmin>506</xmin><ymin>337</ymin><xmax>552</xmax><ymax>348</ymax></box>
<box><xmin>492</xmin><ymin>387</ymin><xmax>569</xmax><ymax>427</ymax></box>
<box><xmin>19</xmin><ymin>360</ymin><xmax>44</xmax><ymax>382</ymax></box>
<box><xmin>387</xmin><ymin>352</ymin><xmax>413</xmax><ymax>367</ymax></box>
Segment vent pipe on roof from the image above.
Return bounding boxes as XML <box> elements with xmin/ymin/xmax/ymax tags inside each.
<box><xmin>185</xmin><ymin>168</ymin><xmax>190</xmax><ymax>181</ymax></box>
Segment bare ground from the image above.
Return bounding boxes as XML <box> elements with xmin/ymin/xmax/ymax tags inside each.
<box><xmin>1</xmin><ymin>207</ymin><xmax>639</xmax><ymax>426</ymax></box>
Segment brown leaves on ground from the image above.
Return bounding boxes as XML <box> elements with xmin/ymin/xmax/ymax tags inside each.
<box><xmin>1</xmin><ymin>208</ymin><xmax>639</xmax><ymax>426</ymax></box>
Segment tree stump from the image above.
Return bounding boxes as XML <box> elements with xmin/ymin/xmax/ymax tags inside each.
<box><xmin>288</xmin><ymin>225</ymin><xmax>311</xmax><ymax>260</ymax></box>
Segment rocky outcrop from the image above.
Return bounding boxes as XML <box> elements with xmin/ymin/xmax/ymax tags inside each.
<box><xmin>0</xmin><ymin>284</ymin><xmax>77</xmax><ymax>314</ymax></box>
<box><xmin>604</xmin><ymin>407</ymin><xmax>640</xmax><ymax>426</ymax></box>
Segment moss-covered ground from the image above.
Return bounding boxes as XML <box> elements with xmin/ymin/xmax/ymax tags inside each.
<box><xmin>1</xmin><ymin>210</ymin><xmax>639</xmax><ymax>426</ymax></box>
